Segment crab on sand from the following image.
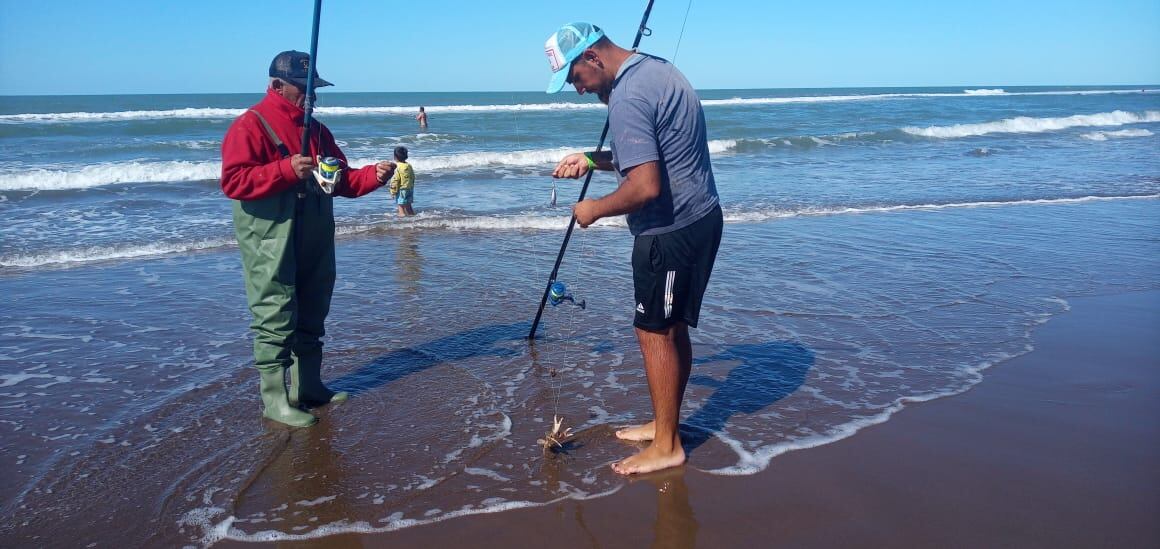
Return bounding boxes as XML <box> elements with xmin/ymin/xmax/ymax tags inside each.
<box><xmin>537</xmin><ymin>415</ymin><xmax>574</xmax><ymax>453</ymax></box>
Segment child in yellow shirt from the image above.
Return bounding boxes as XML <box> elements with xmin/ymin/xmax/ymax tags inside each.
<box><xmin>388</xmin><ymin>146</ymin><xmax>415</xmax><ymax>217</ymax></box>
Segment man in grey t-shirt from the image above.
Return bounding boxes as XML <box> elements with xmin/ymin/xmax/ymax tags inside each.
<box><xmin>545</xmin><ymin>22</ymin><xmax>723</xmax><ymax>475</ymax></box>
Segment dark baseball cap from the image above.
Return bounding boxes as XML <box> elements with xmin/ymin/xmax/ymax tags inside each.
<box><xmin>269</xmin><ymin>50</ymin><xmax>333</xmax><ymax>88</ymax></box>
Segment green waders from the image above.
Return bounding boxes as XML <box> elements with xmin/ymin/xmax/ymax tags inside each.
<box><xmin>233</xmin><ymin>186</ymin><xmax>348</xmax><ymax>428</ymax></box>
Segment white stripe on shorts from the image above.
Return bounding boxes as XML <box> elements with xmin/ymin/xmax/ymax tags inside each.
<box><xmin>664</xmin><ymin>270</ymin><xmax>675</xmax><ymax>319</ymax></box>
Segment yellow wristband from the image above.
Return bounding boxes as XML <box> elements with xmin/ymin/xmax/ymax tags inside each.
<box><xmin>584</xmin><ymin>152</ymin><xmax>597</xmax><ymax>170</ymax></box>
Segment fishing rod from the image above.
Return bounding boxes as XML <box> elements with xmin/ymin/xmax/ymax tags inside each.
<box><xmin>528</xmin><ymin>0</ymin><xmax>656</xmax><ymax>341</ymax></box>
<box><xmin>299</xmin><ymin>0</ymin><xmax>323</xmax><ymax>157</ymax></box>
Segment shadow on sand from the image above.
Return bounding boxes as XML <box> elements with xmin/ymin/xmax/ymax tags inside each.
<box><xmin>329</xmin><ymin>322</ymin><xmax>530</xmax><ymax>397</ymax></box>
<box><xmin>329</xmin><ymin>327</ymin><xmax>811</xmax><ymax>459</ymax></box>
<box><xmin>681</xmin><ymin>340</ymin><xmax>814</xmax><ymax>453</ymax></box>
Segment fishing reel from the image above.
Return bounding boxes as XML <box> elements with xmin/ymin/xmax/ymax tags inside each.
<box><xmin>312</xmin><ymin>155</ymin><xmax>342</xmax><ymax>195</ymax></box>
<box><xmin>548</xmin><ymin>281</ymin><xmax>585</xmax><ymax>309</ymax></box>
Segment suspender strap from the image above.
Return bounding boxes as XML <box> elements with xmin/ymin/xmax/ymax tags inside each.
<box><xmin>247</xmin><ymin>109</ymin><xmax>334</xmax><ymax>200</ymax></box>
<box><xmin>249</xmin><ymin>109</ymin><xmax>311</xmax><ymax>199</ymax></box>
<box><xmin>247</xmin><ymin>109</ymin><xmax>292</xmax><ymax>159</ymax></box>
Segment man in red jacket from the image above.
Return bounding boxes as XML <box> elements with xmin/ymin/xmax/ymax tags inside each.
<box><xmin>221</xmin><ymin>50</ymin><xmax>395</xmax><ymax>427</ymax></box>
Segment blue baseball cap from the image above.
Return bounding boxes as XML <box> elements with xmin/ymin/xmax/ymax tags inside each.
<box><xmin>544</xmin><ymin>22</ymin><xmax>605</xmax><ymax>94</ymax></box>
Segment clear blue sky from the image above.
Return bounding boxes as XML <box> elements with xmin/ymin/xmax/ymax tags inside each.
<box><xmin>2</xmin><ymin>0</ymin><xmax>1157</xmax><ymax>95</ymax></box>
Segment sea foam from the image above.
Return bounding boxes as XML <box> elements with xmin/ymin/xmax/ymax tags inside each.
<box><xmin>9</xmin><ymin>195</ymin><xmax>1155</xmax><ymax>269</ymax></box>
<box><xmin>0</xmin><ymin>238</ymin><xmax>235</xmax><ymax>268</ymax></box>
<box><xmin>1080</xmin><ymin>128</ymin><xmax>1154</xmax><ymax>141</ymax></box>
<box><xmin>903</xmin><ymin>110</ymin><xmax>1160</xmax><ymax>138</ymax></box>
<box><xmin>0</xmin><ymin>161</ymin><xmax>221</xmax><ymax>191</ymax></box>
<box><xmin>2</xmin><ymin>89</ymin><xmax>1152</xmax><ymax>124</ymax></box>
<box><xmin>0</xmin><ymin>141</ymin><xmax>740</xmax><ymax>192</ymax></box>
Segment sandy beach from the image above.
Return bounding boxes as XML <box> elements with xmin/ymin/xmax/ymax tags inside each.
<box><xmin>260</xmin><ymin>289</ymin><xmax>1159</xmax><ymax>548</ymax></box>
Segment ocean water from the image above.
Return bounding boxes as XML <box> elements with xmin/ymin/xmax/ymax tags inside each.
<box><xmin>1</xmin><ymin>85</ymin><xmax>1158</xmax><ymax>545</ymax></box>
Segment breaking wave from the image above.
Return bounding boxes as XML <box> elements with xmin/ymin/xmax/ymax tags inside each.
<box><xmin>6</xmin><ymin>194</ymin><xmax>1154</xmax><ymax>269</ymax></box>
<box><xmin>0</xmin><ymin>141</ymin><xmax>741</xmax><ymax>192</ymax></box>
<box><xmin>3</xmin><ymin>89</ymin><xmax>1153</xmax><ymax>124</ymax></box>
<box><xmin>903</xmin><ymin>110</ymin><xmax>1160</xmax><ymax>138</ymax></box>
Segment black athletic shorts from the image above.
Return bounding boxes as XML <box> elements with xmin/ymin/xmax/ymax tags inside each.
<box><xmin>631</xmin><ymin>206</ymin><xmax>723</xmax><ymax>331</ymax></box>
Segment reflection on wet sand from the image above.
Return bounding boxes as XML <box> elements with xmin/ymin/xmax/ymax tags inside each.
<box><xmin>395</xmin><ymin>230</ymin><xmax>423</xmax><ymax>300</ymax></box>
<box><xmin>638</xmin><ymin>466</ymin><xmax>698</xmax><ymax>549</ymax></box>
<box><xmin>232</xmin><ymin>419</ymin><xmax>358</xmax><ymax>536</ymax></box>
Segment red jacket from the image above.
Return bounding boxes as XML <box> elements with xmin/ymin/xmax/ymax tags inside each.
<box><xmin>221</xmin><ymin>88</ymin><xmax>382</xmax><ymax>200</ymax></box>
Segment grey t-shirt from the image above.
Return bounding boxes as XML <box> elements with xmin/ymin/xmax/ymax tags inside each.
<box><xmin>608</xmin><ymin>54</ymin><xmax>719</xmax><ymax>236</ymax></box>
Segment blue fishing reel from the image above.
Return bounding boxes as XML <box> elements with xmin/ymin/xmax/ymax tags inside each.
<box><xmin>548</xmin><ymin>281</ymin><xmax>585</xmax><ymax>309</ymax></box>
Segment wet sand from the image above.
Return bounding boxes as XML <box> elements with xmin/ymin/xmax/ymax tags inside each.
<box><xmin>258</xmin><ymin>289</ymin><xmax>1159</xmax><ymax>548</ymax></box>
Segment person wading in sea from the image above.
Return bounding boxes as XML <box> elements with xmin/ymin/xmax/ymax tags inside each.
<box><xmin>416</xmin><ymin>106</ymin><xmax>428</xmax><ymax>130</ymax></box>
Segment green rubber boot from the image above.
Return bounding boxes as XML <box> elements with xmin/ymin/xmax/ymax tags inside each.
<box><xmin>289</xmin><ymin>351</ymin><xmax>348</xmax><ymax>408</ymax></box>
<box><xmin>259</xmin><ymin>367</ymin><xmax>318</xmax><ymax>427</ymax></box>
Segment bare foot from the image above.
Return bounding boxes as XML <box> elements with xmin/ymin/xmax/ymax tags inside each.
<box><xmin>615</xmin><ymin>420</ymin><xmax>656</xmax><ymax>441</ymax></box>
<box><xmin>611</xmin><ymin>443</ymin><xmax>686</xmax><ymax>475</ymax></box>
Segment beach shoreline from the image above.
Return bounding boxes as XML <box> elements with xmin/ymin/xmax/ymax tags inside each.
<box><xmin>263</xmin><ymin>289</ymin><xmax>1160</xmax><ymax>548</ymax></box>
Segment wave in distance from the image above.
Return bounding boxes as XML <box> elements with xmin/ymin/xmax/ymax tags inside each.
<box><xmin>2</xmin><ymin>89</ymin><xmax>1153</xmax><ymax>124</ymax></box>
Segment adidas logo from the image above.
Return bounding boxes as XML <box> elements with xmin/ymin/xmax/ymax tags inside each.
<box><xmin>636</xmin><ymin>302</ymin><xmax>645</xmax><ymax>314</ymax></box>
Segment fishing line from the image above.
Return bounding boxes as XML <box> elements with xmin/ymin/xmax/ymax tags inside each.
<box><xmin>544</xmin><ymin>0</ymin><xmax>673</xmax><ymax>435</ymax></box>
<box><xmin>543</xmin><ymin>0</ymin><xmax>698</xmax><ymax>429</ymax></box>
<box><xmin>528</xmin><ymin>0</ymin><xmax>658</xmax><ymax>340</ymax></box>
<box><xmin>672</xmin><ymin>0</ymin><xmax>694</xmax><ymax>64</ymax></box>
<box><xmin>549</xmin><ymin>200</ymin><xmax>592</xmax><ymax>424</ymax></box>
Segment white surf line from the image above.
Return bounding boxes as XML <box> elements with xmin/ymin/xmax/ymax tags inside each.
<box><xmin>0</xmin><ymin>141</ymin><xmax>739</xmax><ymax>192</ymax></box>
<box><xmin>702</xmin><ymin>325</ymin><xmax>1051</xmax><ymax>476</ymax></box>
<box><xmin>185</xmin><ymin>485</ymin><xmax>625</xmax><ymax>546</ymax></box>
<box><xmin>903</xmin><ymin>110</ymin><xmax>1160</xmax><ymax>138</ymax></box>
<box><xmin>722</xmin><ymin>194</ymin><xmax>1160</xmax><ymax>224</ymax></box>
<box><xmin>0</xmin><ymin>238</ymin><xmax>236</xmax><ymax>269</ymax></box>
<box><xmin>7</xmin><ymin>195</ymin><xmax>1155</xmax><ymax>269</ymax></box>
<box><xmin>0</xmin><ymin>104</ymin><xmax>606</xmax><ymax>123</ymax></box>
<box><xmin>1080</xmin><ymin>129</ymin><xmax>1154</xmax><ymax>141</ymax></box>
<box><xmin>4</xmin><ymin>89</ymin><xmax>1154</xmax><ymax>123</ymax></box>
<box><xmin>0</xmin><ymin>160</ymin><xmax>222</xmax><ymax>191</ymax></box>
<box><xmin>704</xmin><ymin>294</ymin><xmax>1074</xmax><ymax>476</ymax></box>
